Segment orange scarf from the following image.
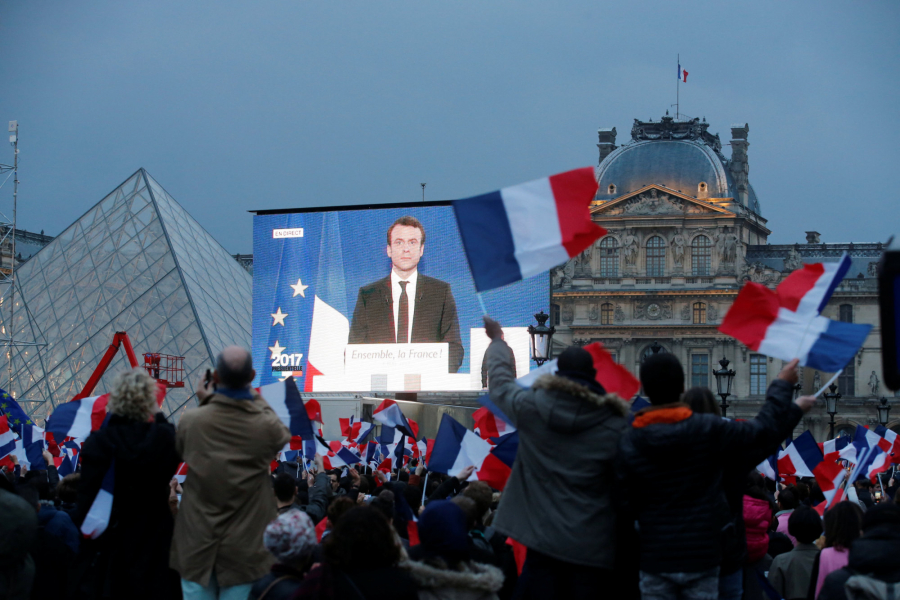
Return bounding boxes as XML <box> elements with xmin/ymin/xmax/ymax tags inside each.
<box><xmin>632</xmin><ymin>403</ymin><xmax>693</xmax><ymax>428</ymax></box>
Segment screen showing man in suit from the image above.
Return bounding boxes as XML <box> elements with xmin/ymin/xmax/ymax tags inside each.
<box><xmin>251</xmin><ymin>204</ymin><xmax>547</xmax><ymax>392</ymax></box>
<box><xmin>348</xmin><ymin>216</ymin><xmax>464</xmax><ymax>372</ymax></box>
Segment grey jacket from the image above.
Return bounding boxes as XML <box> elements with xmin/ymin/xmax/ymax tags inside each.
<box><xmin>485</xmin><ymin>338</ymin><xmax>629</xmax><ymax>568</ymax></box>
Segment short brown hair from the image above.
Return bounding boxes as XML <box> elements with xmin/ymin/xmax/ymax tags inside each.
<box><xmin>387</xmin><ymin>216</ymin><xmax>425</xmax><ymax>246</ymax></box>
<box><xmin>327</xmin><ymin>496</ymin><xmax>355</xmax><ymax>527</ymax></box>
<box><xmin>463</xmin><ymin>481</ymin><xmax>493</xmax><ymax>518</ymax></box>
<box><xmin>57</xmin><ymin>473</ymin><xmax>81</xmax><ymax>503</ymax></box>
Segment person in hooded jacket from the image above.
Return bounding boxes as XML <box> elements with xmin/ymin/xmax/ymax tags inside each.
<box><xmin>72</xmin><ymin>368</ymin><xmax>181</xmax><ymax>600</ymax></box>
<box><xmin>405</xmin><ymin>500</ymin><xmax>505</xmax><ymax>600</ymax></box>
<box><xmin>616</xmin><ymin>355</ymin><xmax>814</xmax><ymax>600</ymax></box>
<box><xmin>482</xmin><ymin>317</ymin><xmax>630</xmax><ymax>598</ymax></box>
<box><xmin>818</xmin><ymin>502</ymin><xmax>900</xmax><ymax>600</ymax></box>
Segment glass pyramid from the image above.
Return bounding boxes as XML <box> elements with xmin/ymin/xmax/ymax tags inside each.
<box><xmin>0</xmin><ymin>169</ymin><xmax>252</xmax><ymax>423</ymax></box>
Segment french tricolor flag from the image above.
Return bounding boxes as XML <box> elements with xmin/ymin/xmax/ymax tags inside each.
<box><xmin>429</xmin><ymin>414</ymin><xmax>518</xmax><ymax>490</ymax></box>
<box><xmin>81</xmin><ymin>461</ymin><xmax>115</xmax><ymax>539</ymax></box>
<box><xmin>453</xmin><ymin>167</ymin><xmax>605</xmax><ymax>292</ymax></box>
<box><xmin>473</xmin><ymin>406</ymin><xmax>516</xmax><ymax>441</ymax></box>
<box><xmin>874</xmin><ymin>425</ymin><xmax>900</xmax><ymax>463</ymax></box>
<box><xmin>259</xmin><ymin>377</ymin><xmax>316</xmax><ymax>451</ymax></box>
<box><xmin>174</xmin><ymin>462</ymin><xmax>188</xmax><ymax>484</ymax></box>
<box><xmin>46</xmin><ymin>394</ymin><xmax>109</xmax><ymax>442</ymax></box>
<box><xmin>340</xmin><ymin>417</ymin><xmax>376</xmax><ymax>444</ymax></box>
<box><xmin>820</xmin><ymin>436</ymin><xmax>851</xmax><ymax>463</ymax></box>
<box><xmin>719</xmin><ymin>254</ymin><xmax>871</xmax><ymax>372</ymax></box>
<box><xmin>840</xmin><ymin>425</ymin><xmax>893</xmax><ymax>464</ymax></box>
<box><xmin>315</xmin><ymin>437</ymin><xmax>362</xmax><ymax>469</ymax></box>
<box><xmin>373</xmin><ymin>399</ymin><xmax>417</xmax><ymax>438</ymax></box>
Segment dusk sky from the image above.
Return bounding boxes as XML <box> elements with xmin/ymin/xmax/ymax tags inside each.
<box><xmin>1</xmin><ymin>1</ymin><xmax>897</xmax><ymax>254</ymax></box>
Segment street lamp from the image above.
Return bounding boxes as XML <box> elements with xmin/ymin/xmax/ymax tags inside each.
<box><xmin>878</xmin><ymin>397</ymin><xmax>892</xmax><ymax>427</ymax></box>
<box><xmin>792</xmin><ymin>383</ymin><xmax>802</xmax><ymax>400</ymax></box>
<box><xmin>528</xmin><ymin>310</ymin><xmax>556</xmax><ymax>367</ymax></box>
<box><xmin>714</xmin><ymin>357</ymin><xmax>736</xmax><ymax>417</ymax></box>
<box><xmin>824</xmin><ymin>383</ymin><xmax>841</xmax><ymax>439</ymax></box>
<box><xmin>649</xmin><ymin>341</ymin><xmax>663</xmax><ymax>355</ymax></box>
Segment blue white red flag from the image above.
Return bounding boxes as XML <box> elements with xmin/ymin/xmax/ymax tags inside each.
<box><xmin>56</xmin><ymin>454</ymin><xmax>75</xmax><ymax>478</ymax></box>
<box><xmin>429</xmin><ymin>414</ymin><xmax>517</xmax><ymax>490</ymax></box>
<box><xmin>874</xmin><ymin>425</ymin><xmax>900</xmax><ymax>463</ymax></box>
<box><xmin>848</xmin><ymin>444</ymin><xmax>890</xmax><ymax>485</ymax></box>
<box><xmin>45</xmin><ymin>394</ymin><xmax>109</xmax><ymax>442</ymax></box>
<box><xmin>373</xmin><ymin>399</ymin><xmax>417</xmax><ymax>438</ymax></box>
<box><xmin>473</xmin><ymin>406</ymin><xmax>516</xmax><ymax>441</ymax></box>
<box><xmin>757</xmin><ymin>453</ymin><xmax>779</xmax><ymax>481</ymax></box>
<box><xmin>720</xmin><ymin>254</ymin><xmax>871</xmax><ymax>372</ymax></box>
<box><xmin>453</xmin><ymin>167</ymin><xmax>605</xmax><ymax>292</ymax></box>
<box><xmin>840</xmin><ymin>425</ymin><xmax>893</xmax><ymax>465</ymax></box>
<box><xmin>315</xmin><ymin>437</ymin><xmax>362</xmax><ymax>469</ymax></box>
<box><xmin>259</xmin><ymin>377</ymin><xmax>316</xmax><ymax>455</ymax></box>
<box><xmin>820</xmin><ymin>436</ymin><xmax>851</xmax><ymax>463</ymax></box>
<box><xmin>340</xmin><ymin>416</ymin><xmax>375</xmax><ymax>443</ymax></box>
<box><xmin>305</xmin><ymin>212</ymin><xmax>350</xmax><ymax>391</ymax></box>
<box><xmin>478</xmin><ymin>341</ymin><xmax>640</xmax><ymax>430</ymax></box>
<box><xmin>678</xmin><ymin>63</ymin><xmax>688</xmax><ymax>83</ymax></box>
<box><xmin>81</xmin><ymin>461</ymin><xmax>115</xmax><ymax>539</ymax></box>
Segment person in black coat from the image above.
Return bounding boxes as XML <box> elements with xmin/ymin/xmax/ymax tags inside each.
<box><xmin>616</xmin><ymin>355</ymin><xmax>814</xmax><ymax>600</ymax></box>
<box><xmin>818</xmin><ymin>502</ymin><xmax>900</xmax><ymax>600</ymax></box>
<box><xmin>71</xmin><ymin>369</ymin><xmax>181</xmax><ymax>600</ymax></box>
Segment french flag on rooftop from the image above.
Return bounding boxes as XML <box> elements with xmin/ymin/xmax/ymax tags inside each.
<box><xmin>373</xmin><ymin>399</ymin><xmax>418</xmax><ymax>438</ymax></box>
<box><xmin>453</xmin><ymin>167</ymin><xmax>605</xmax><ymax>292</ymax></box>
<box><xmin>429</xmin><ymin>414</ymin><xmax>518</xmax><ymax>490</ymax></box>
<box><xmin>46</xmin><ymin>394</ymin><xmax>109</xmax><ymax>442</ymax></box>
<box><xmin>719</xmin><ymin>254</ymin><xmax>871</xmax><ymax>372</ymax></box>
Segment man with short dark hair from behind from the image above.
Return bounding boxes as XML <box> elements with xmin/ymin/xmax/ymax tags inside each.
<box><xmin>171</xmin><ymin>346</ymin><xmax>291</xmax><ymax>600</ymax></box>
<box><xmin>617</xmin><ymin>355</ymin><xmax>816</xmax><ymax>600</ymax></box>
<box><xmin>768</xmin><ymin>506</ymin><xmax>824</xmax><ymax>600</ymax></box>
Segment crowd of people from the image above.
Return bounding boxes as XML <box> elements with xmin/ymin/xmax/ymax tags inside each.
<box><xmin>2</xmin><ymin>328</ymin><xmax>900</xmax><ymax>600</ymax></box>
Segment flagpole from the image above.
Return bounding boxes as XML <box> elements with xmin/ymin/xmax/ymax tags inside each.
<box><xmin>676</xmin><ymin>54</ymin><xmax>680</xmax><ymax>119</ymax></box>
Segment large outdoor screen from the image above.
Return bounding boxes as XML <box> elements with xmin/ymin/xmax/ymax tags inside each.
<box><xmin>252</xmin><ymin>204</ymin><xmax>548</xmax><ymax>392</ymax></box>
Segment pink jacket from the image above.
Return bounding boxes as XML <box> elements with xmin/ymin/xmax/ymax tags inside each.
<box><xmin>743</xmin><ymin>496</ymin><xmax>772</xmax><ymax>563</ymax></box>
<box><xmin>815</xmin><ymin>547</ymin><xmax>849</xmax><ymax>598</ymax></box>
<box><xmin>776</xmin><ymin>510</ymin><xmax>798</xmax><ymax>546</ymax></box>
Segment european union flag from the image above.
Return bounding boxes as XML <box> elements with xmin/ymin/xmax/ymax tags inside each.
<box><xmin>0</xmin><ymin>389</ymin><xmax>33</xmax><ymax>435</ymax></box>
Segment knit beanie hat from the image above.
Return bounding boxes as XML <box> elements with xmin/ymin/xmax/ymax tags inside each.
<box><xmin>418</xmin><ymin>500</ymin><xmax>469</xmax><ymax>562</ymax></box>
<box><xmin>264</xmin><ymin>509</ymin><xmax>316</xmax><ymax>563</ymax></box>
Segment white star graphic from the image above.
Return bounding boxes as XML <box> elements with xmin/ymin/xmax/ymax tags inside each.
<box><xmin>268</xmin><ymin>340</ymin><xmax>286</xmax><ymax>359</ymax></box>
<box><xmin>271</xmin><ymin>307</ymin><xmax>288</xmax><ymax>326</ymax></box>
<box><xmin>290</xmin><ymin>278</ymin><xmax>309</xmax><ymax>298</ymax></box>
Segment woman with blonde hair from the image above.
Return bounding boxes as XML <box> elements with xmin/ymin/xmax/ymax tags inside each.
<box><xmin>72</xmin><ymin>369</ymin><xmax>181</xmax><ymax>599</ymax></box>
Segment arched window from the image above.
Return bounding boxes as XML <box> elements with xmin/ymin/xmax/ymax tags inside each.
<box><xmin>608</xmin><ymin>184</ymin><xmax>616</xmax><ymax>195</ymax></box>
<box><xmin>599</xmin><ymin>236</ymin><xmax>619</xmax><ymax>277</ymax></box>
<box><xmin>646</xmin><ymin>236</ymin><xmax>665</xmax><ymax>277</ymax></box>
<box><xmin>691</xmin><ymin>235</ymin><xmax>712</xmax><ymax>276</ymax></box>
<box><xmin>693</xmin><ymin>302</ymin><xmax>706</xmax><ymax>324</ymax></box>
<box><xmin>600</xmin><ymin>303</ymin><xmax>614</xmax><ymax>325</ymax></box>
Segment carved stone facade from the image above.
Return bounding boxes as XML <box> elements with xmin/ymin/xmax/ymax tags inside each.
<box><xmin>550</xmin><ymin>115</ymin><xmax>891</xmax><ymax>441</ymax></box>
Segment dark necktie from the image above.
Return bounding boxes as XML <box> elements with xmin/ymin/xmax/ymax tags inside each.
<box><xmin>397</xmin><ymin>280</ymin><xmax>409</xmax><ymax>344</ymax></box>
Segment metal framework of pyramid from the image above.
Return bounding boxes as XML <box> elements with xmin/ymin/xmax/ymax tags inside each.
<box><xmin>0</xmin><ymin>169</ymin><xmax>252</xmax><ymax>422</ymax></box>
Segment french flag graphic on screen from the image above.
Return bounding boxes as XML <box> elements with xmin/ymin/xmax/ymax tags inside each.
<box><xmin>305</xmin><ymin>212</ymin><xmax>350</xmax><ymax>391</ymax></box>
<box><xmin>453</xmin><ymin>167</ymin><xmax>605</xmax><ymax>292</ymax></box>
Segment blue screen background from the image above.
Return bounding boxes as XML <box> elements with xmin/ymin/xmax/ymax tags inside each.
<box><xmin>252</xmin><ymin>205</ymin><xmax>549</xmax><ymax>388</ymax></box>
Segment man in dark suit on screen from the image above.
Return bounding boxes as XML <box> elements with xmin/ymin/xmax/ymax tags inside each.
<box><xmin>349</xmin><ymin>216</ymin><xmax>464</xmax><ymax>373</ymax></box>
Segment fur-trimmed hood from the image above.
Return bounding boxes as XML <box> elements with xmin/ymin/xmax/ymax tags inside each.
<box><xmin>403</xmin><ymin>559</ymin><xmax>503</xmax><ymax>596</ymax></box>
<box><xmin>532</xmin><ymin>374</ymin><xmax>630</xmax><ymax>417</ymax></box>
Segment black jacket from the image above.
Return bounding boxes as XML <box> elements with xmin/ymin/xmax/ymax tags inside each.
<box><xmin>248</xmin><ymin>564</ymin><xmax>307</xmax><ymax>600</ymax></box>
<box><xmin>72</xmin><ymin>413</ymin><xmax>181</xmax><ymax>600</ymax></box>
<box><xmin>616</xmin><ymin>379</ymin><xmax>803</xmax><ymax>575</ymax></box>
<box><xmin>348</xmin><ymin>274</ymin><xmax>463</xmax><ymax>372</ymax></box>
<box><xmin>818</xmin><ymin>524</ymin><xmax>900</xmax><ymax>600</ymax></box>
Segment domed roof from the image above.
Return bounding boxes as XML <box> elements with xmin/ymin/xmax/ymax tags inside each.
<box><xmin>595</xmin><ymin>116</ymin><xmax>761</xmax><ymax>215</ymax></box>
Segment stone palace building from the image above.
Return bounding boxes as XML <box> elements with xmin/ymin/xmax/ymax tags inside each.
<box><xmin>549</xmin><ymin>114</ymin><xmax>894</xmax><ymax>440</ymax></box>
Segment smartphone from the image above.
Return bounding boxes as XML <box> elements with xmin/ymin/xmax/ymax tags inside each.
<box><xmin>204</xmin><ymin>369</ymin><xmax>215</xmax><ymax>390</ymax></box>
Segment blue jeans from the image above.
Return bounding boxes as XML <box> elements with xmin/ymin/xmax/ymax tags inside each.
<box><xmin>181</xmin><ymin>570</ymin><xmax>253</xmax><ymax>600</ymax></box>
<box><xmin>639</xmin><ymin>568</ymin><xmax>720</xmax><ymax>600</ymax></box>
<box><xmin>718</xmin><ymin>569</ymin><xmax>743</xmax><ymax>600</ymax></box>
